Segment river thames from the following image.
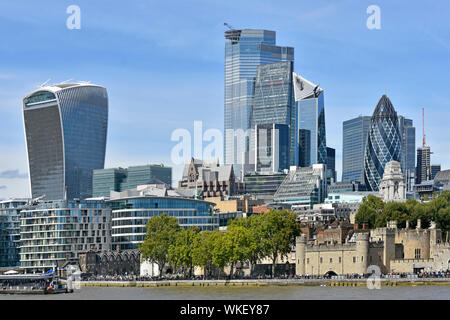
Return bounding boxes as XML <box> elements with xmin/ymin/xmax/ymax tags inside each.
<box><xmin>1</xmin><ymin>285</ymin><xmax>450</xmax><ymax>300</ymax></box>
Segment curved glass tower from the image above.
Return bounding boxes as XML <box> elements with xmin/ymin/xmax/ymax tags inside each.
<box><xmin>23</xmin><ymin>83</ymin><xmax>108</xmax><ymax>200</ymax></box>
<box><xmin>363</xmin><ymin>95</ymin><xmax>402</xmax><ymax>191</ymax></box>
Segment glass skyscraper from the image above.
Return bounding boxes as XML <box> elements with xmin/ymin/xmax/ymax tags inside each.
<box><xmin>293</xmin><ymin>73</ymin><xmax>326</xmax><ymax>166</ymax></box>
<box><xmin>398</xmin><ymin>116</ymin><xmax>416</xmax><ymax>189</ymax></box>
<box><xmin>23</xmin><ymin>82</ymin><xmax>108</xmax><ymax>200</ymax></box>
<box><xmin>249</xmin><ymin>61</ymin><xmax>296</xmax><ymax>171</ymax></box>
<box><xmin>364</xmin><ymin>95</ymin><xmax>403</xmax><ymax>191</ymax></box>
<box><xmin>224</xmin><ymin>29</ymin><xmax>294</xmax><ymax>177</ymax></box>
<box><xmin>342</xmin><ymin>116</ymin><xmax>372</xmax><ymax>183</ymax></box>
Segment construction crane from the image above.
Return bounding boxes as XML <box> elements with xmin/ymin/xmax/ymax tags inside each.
<box><xmin>224</xmin><ymin>23</ymin><xmax>234</xmax><ymax>30</ymax></box>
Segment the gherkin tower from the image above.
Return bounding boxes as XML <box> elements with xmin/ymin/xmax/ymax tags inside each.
<box><xmin>364</xmin><ymin>95</ymin><xmax>403</xmax><ymax>191</ymax></box>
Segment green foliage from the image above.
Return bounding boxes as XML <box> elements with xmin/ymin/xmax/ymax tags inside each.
<box><xmin>355</xmin><ymin>191</ymin><xmax>450</xmax><ymax>232</ymax></box>
<box><xmin>375</xmin><ymin>202</ymin><xmax>409</xmax><ymax>228</ymax></box>
<box><xmin>139</xmin><ymin>214</ymin><xmax>180</xmax><ymax>276</ymax></box>
<box><xmin>257</xmin><ymin>210</ymin><xmax>300</xmax><ymax>277</ymax></box>
<box><xmin>168</xmin><ymin>227</ymin><xmax>200</xmax><ymax>277</ymax></box>
<box><xmin>355</xmin><ymin>204</ymin><xmax>377</xmax><ymax>228</ymax></box>
<box><xmin>191</xmin><ymin>230</ymin><xmax>217</xmax><ymax>276</ymax></box>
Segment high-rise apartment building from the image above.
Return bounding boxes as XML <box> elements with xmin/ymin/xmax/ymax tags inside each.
<box><xmin>23</xmin><ymin>82</ymin><xmax>108</xmax><ymax>200</ymax></box>
<box><xmin>224</xmin><ymin>29</ymin><xmax>294</xmax><ymax>177</ymax></box>
<box><xmin>20</xmin><ymin>199</ymin><xmax>111</xmax><ymax>273</ymax></box>
<box><xmin>342</xmin><ymin>116</ymin><xmax>371</xmax><ymax>183</ymax></box>
<box><xmin>0</xmin><ymin>199</ymin><xmax>28</xmax><ymax>267</ymax></box>
<box><xmin>416</xmin><ymin>146</ymin><xmax>431</xmax><ymax>184</ymax></box>
<box><xmin>293</xmin><ymin>73</ymin><xmax>326</xmax><ymax>166</ymax></box>
<box><xmin>364</xmin><ymin>95</ymin><xmax>403</xmax><ymax>191</ymax></box>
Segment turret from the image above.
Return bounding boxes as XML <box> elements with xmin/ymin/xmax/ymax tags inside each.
<box><xmin>296</xmin><ymin>234</ymin><xmax>307</xmax><ymax>276</ymax></box>
<box><xmin>355</xmin><ymin>232</ymin><xmax>369</xmax><ymax>275</ymax></box>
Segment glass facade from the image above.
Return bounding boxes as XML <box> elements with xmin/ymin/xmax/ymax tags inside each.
<box><xmin>224</xmin><ymin>29</ymin><xmax>294</xmax><ymax>177</ymax></box>
<box><xmin>294</xmin><ymin>74</ymin><xmax>326</xmax><ymax>166</ymax></box>
<box><xmin>93</xmin><ymin>165</ymin><xmax>172</xmax><ymax>198</ymax></box>
<box><xmin>243</xmin><ymin>172</ymin><xmax>287</xmax><ymax>197</ymax></box>
<box><xmin>23</xmin><ymin>83</ymin><xmax>108</xmax><ymax>200</ymax></box>
<box><xmin>364</xmin><ymin>95</ymin><xmax>403</xmax><ymax>191</ymax></box>
<box><xmin>0</xmin><ymin>200</ymin><xmax>28</xmax><ymax>267</ymax></box>
<box><xmin>273</xmin><ymin>164</ymin><xmax>327</xmax><ymax>208</ymax></box>
<box><xmin>108</xmin><ymin>197</ymin><xmax>218</xmax><ymax>250</ymax></box>
<box><xmin>253</xmin><ymin>124</ymin><xmax>289</xmax><ymax>173</ymax></box>
<box><xmin>249</xmin><ymin>61</ymin><xmax>296</xmax><ymax>170</ymax></box>
<box><xmin>342</xmin><ymin>116</ymin><xmax>372</xmax><ymax>183</ymax></box>
<box><xmin>20</xmin><ymin>199</ymin><xmax>111</xmax><ymax>272</ymax></box>
<box><xmin>398</xmin><ymin>116</ymin><xmax>416</xmax><ymax>180</ymax></box>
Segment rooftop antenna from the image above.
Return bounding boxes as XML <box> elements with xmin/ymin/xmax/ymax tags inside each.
<box><xmin>422</xmin><ymin>107</ymin><xmax>426</xmax><ymax>148</ymax></box>
<box><xmin>39</xmin><ymin>79</ymin><xmax>51</xmax><ymax>88</ymax></box>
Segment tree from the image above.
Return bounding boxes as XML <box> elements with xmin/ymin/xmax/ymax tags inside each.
<box><xmin>362</xmin><ymin>194</ymin><xmax>384</xmax><ymax>212</ymax></box>
<box><xmin>192</xmin><ymin>230</ymin><xmax>216</xmax><ymax>278</ymax></box>
<box><xmin>211</xmin><ymin>231</ymin><xmax>233</xmax><ymax>276</ymax></box>
<box><xmin>375</xmin><ymin>202</ymin><xmax>409</xmax><ymax>228</ymax></box>
<box><xmin>355</xmin><ymin>203</ymin><xmax>377</xmax><ymax>229</ymax></box>
<box><xmin>168</xmin><ymin>227</ymin><xmax>199</xmax><ymax>277</ymax></box>
<box><xmin>258</xmin><ymin>210</ymin><xmax>300</xmax><ymax>278</ymax></box>
<box><xmin>139</xmin><ymin>214</ymin><xmax>180</xmax><ymax>277</ymax></box>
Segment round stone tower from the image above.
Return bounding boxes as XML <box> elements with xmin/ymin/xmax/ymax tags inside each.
<box><xmin>296</xmin><ymin>234</ymin><xmax>307</xmax><ymax>276</ymax></box>
<box><xmin>355</xmin><ymin>232</ymin><xmax>370</xmax><ymax>275</ymax></box>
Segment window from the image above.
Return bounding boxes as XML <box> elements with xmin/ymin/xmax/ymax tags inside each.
<box><xmin>415</xmin><ymin>248</ymin><xmax>421</xmax><ymax>259</ymax></box>
<box><xmin>330</xmin><ymin>258</ymin><xmax>333</xmax><ymax>263</ymax></box>
<box><xmin>353</xmin><ymin>257</ymin><xmax>356</xmax><ymax>263</ymax></box>
<box><xmin>339</xmin><ymin>257</ymin><xmax>341</xmax><ymax>263</ymax></box>
<box><xmin>320</xmin><ymin>257</ymin><xmax>323</xmax><ymax>264</ymax></box>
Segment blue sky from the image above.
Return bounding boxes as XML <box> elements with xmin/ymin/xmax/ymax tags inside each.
<box><xmin>1</xmin><ymin>0</ymin><xmax>449</xmax><ymax>199</ymax></box>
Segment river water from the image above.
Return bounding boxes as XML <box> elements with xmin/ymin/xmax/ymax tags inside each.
<box><xmin>1</xmin><ymin>285</ymin><xmax>450</xmax><ymax>300</ymax></box>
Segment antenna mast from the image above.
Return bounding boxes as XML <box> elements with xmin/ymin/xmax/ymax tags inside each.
<box><xmin>422</xmin><ymin>107</ymin><xmax>426</xmax><ymax>148</ymax></box>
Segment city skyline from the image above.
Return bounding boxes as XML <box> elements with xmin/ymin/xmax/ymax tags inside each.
<box><xmin>1</xmin><ymin>1</ymin><xmax>450</xmax><ymax>199</ymax></box>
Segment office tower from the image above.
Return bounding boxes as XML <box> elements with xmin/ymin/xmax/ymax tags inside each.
<box><xmin>93</xmin><ymin>164</ymin><xmax>172</xmax><ymax>198</ymax></box>
<box><xmin>364</xmin><ymin>95</ymin><xmax>403</xmax><ymax>191</ymax></box>
<box><xmin>342</xmin><ymin>116</ymin><xmax>372</xmax><ymax>183</ymax></box>
<box><xmin>109</xmin><ymin>188</ymin><xmax>218</xmax><ymax>250</ymax></box>
<box><xmin>126</xmin><ymin>164</ymin><xmax>171</xmax><ymax>189</ymax></box>
<box><xmin>23</xmin><ymin>82</ymin><xmax>108</xmax><ymax>200</ymax></box>
<box><xmin>293</xmin><ymin>73</ymin><xmax>327</xmax><ymax>166</ymax></box>
<box><xmin>416</xmin><ymin>146</ymin><xmax>431</xmax><ymax>184</ymax></box>
<box><xmin>298</xmin><ymin>129</ymin><xmax>311</xmax><ymax>167</ymax></box>
<box><xmin>249</xmin><ymin>61</ymin><xmax>296</xmax><ymax>171</ymax></box>
<box><xmin>398</xmin><ymin>116</ymin><xmax>416</xmax><ymax>185</ymax></box>
<box><xmin>92</xmin><ymin>168</ymin><xmax>128</xmax><ymax>198</ymax></box>
<box><xmin>431</xmin><ymin>164</ymin><xmax>441</xmax><ymax>180</ymax></box>
<box><xmin>326</xmin><ymin>147</ymin><xmax>336</xmax><ymax>184</ymax></box>
<box><xmin>253</xmin><ymin>123</ymin><xmax>289</xmax><ymax>173</ymax></box>
<box><xmin>224</xmin><ymin>28</ymin><xmax>294</xmax><ymax>177</ymax></box>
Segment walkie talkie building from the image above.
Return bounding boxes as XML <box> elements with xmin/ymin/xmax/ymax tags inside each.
<box><xmin>363</xmin><ymin>95</ymin><xmax>403</xmax><ymax>191</ymax></box>
<box><xmin>23</xmin><ymin>82</ymin><xmax>108</xmax><ymax>200</ymax></box>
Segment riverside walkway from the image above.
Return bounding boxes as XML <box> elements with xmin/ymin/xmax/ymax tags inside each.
<box><xmin>76</xmin><ymin>277</ymin><xmax>450</xmax><ymax>288</ymax></box>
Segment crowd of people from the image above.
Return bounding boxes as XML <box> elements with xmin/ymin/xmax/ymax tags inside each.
<box><xmin>80</xmin><ymin>270</ymin><xmax>450</xmax><ymax>282</ymax></box>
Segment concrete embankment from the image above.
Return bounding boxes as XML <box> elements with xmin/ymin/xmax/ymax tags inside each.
<box><xmin>77</xmin><ymin>278</ymin><xmax>450</xmax><ymax>288</ymax></box>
